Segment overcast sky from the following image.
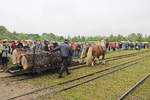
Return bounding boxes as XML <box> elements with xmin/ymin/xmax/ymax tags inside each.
<box><xmin>0</xmin><ymin>0</ymin><xmax>150</xmax><ymax>37</ymax></box>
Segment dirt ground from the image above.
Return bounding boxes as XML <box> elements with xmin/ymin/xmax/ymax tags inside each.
<box><xmin>0</xmin><ymin>72</ymin><xmax>60</xmax><ymax>100</ymax></box>
<box><xmin>0</xmin><ymin>73</ymin><xmax>40</xmax><ymax>100</ymax></box>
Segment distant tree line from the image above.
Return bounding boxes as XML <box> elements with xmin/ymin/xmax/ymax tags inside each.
<box><xmin>0</xmin><ymin>25</ymin><xmax>150</xmax><ymax>42</ymax></box>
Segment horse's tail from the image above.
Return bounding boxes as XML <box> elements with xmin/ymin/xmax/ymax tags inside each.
<box><xmin>86</xmin><ymin>47</ymin><xmax>93</xmax><ymax>66</ymax></box>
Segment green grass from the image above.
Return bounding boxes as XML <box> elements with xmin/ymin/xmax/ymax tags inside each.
<box><xmin>2</xmin><ymin>49</ymin><xmax>149</xmax><ymax>100</ymax></box>
<box><xmin>24</xmin><ymin>49</ymin><xmax>149</xmax><ymax>87</ymax></box>
<box><xmin>105</xmin><ymin>49</ymin><xmax>146</xmax><ymax>58</ymax></box>
<box><xmin>125</xmin><ymin>75</ymin><xmax>150</xmax><ymax>100</ymax></box>
<box><xmin>39</xmin><ymin>55</ymin><xmax>150</xmax><ymax>100</ymax></box>
<box><xmin>15</xmin><ymin>49</ymin><xmax>149</xmax><ymax>100</ymax></box>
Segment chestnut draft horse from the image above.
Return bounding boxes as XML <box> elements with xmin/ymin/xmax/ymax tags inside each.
<box><xmin>80</xmin><ymin>43</ymin><xmax>106</xmax><ymax>66</ymax></box>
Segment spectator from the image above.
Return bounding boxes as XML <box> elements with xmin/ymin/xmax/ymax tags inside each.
<box><xmin>0</xmin><ymin>39</ymin><xmax>3</xmax><ymax>65</ymax></box>
<box><xmin>17</xmin><ymin>40</ymin><xmax>23</xmax><ymax>48</ymax></box>
<box><xmin>71</xmin><ymin>42</ymin><xmax>78</xmax><ymax>57</ymax></box>
<box><xmin>1</xmin><ymin>40</ymin><xmax>10</xmax><ymax>71</ymax></box>
<box><xmin>11</xmin><ymin>41</ymin><xmax>17</xmax><ymax>53</ymax></box>
<box><xmin>43</xmin><ymin>40</ymin><xmax>49</xmax><ymax>51</ymax></box>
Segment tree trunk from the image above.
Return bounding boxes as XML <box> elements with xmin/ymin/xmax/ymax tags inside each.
<box><xmin>12</xmin><ymin>48</ymin><xmax>33</xmax><ymax>65</ymax></box>
<box><xmin>12</xmin><ymin>48</ymin><xmax>62</xmax><ymax>70</ymax></box>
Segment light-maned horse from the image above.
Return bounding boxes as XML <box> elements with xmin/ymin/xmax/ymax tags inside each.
<box><xmin>80</xmin><ymin>42</ymin><xmax>106</xmax><ymax>66</ymax></box>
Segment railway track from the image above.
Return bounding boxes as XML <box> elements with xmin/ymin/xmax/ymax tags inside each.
<box><xmin>6</xmin><ymin>55</ymin><xmax>150</xmax><ymax>100</ymax></box>
<box><xmin>0</xmin><ymin>49</ymin><xmax>149</xmax><ymax>73</ymax></box>
<box><xmin>0</xmin><ymin>50</ymin><xmax>146</xmax><ymax>79</ymax></box>
<box><xmin>0</xmin><ymin>50</ymin><xmax>148</xmax><ymax>74</ymax></box>
<box><xmin>69</xmin><ymin>50</ymin><xmax>150</xmax><ymax>70</ymax></box>
<box><xmin>118</xmin><ymin>73</ymin><xmax>150</xmax><ymax>100</ymax></box>
<box><xmin>0</xmin><ymin>50</ymin><xmax>149</xmax><ymax>83</ymax></box>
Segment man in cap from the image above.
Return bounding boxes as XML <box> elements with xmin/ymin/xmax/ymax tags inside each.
<box><xmin>43</xmin><ymin>39</ymin><xmax>49</xmax><ymax>51</ymax></box>
<box><xmin>17</xmin><ymin>40</ymin><xmax>23</xmax><ymax>48</ymax></box>
<box><xmin>52</xmin><ymin>39</ymin><xmax>72</xmax><ymax>78</ymax></box>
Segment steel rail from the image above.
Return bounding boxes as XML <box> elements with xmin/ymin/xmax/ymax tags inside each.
<box><xmin>118</xmin><ymin>73</ymin><xmax>150</xmax><ymax>100</ymax></box>
<box><xmin>36</xmin><ymin>56</ymin><xmax>148</xmax><ymax>100</ymax></box>
<box><xmin>69</xmin><ymin>50</ymin><xmax>150</xmax><ymax>70</ymax></box>
<box><xmin>1</xmin><ymin>51</ymin><xmax>146</xmax><ymax>84</ymax></box>
<box><xmin>0</xmin><ymin>50</ymin><xmax>145</xmax><ymax>79</ymax></box>
<box><xmin>0</xmin><ymin>49</ymin><xmax>150</xmax><ymax>85</ymax></box>
<box><xmin>6</xmin><ymin>55</ymin><xmax>149</xmax><ymax>100</ymax></box>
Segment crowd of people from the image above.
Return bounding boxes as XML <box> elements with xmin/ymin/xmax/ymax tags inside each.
<box><xmin>0</xmin><ymin>39</ymin><xmax>83</xmax><ymax>77</ymax></box>
<box><xmin>0</xmin><ymin>39</ymin><xmax>149</xmax><ymax>77</ymax></box>
<box><xmin>10</xmin><ymin>40</ymin><xmax>83</xmax><ymax>57</ymax></box>
<box><xmin>106</xmin><ymin>41</ymin><xmax>149</xmax><ymax>51</ymax></box>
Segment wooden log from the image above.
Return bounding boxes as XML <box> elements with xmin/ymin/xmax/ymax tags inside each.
<box><xmin>12</xmin><ymin>48</ymin><xmax>33</xmax><ymax>65</ymax></box>
<box><xmin>20</xmin><ymin>52</ymin><xmax>62</xmax><ymax>70</ymax></box>
<box><xmin>12</xmin><ymin>48</ymin><xmax>20</xmax><ymax>64</ymax></box>
<box><xmin>12</xmin><ymin>48</ymin><xmax>62</xmax><ymax>70</ymax></box>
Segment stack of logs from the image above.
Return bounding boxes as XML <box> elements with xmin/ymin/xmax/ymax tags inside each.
<box><xmin>12</xmin><ymin>48</ymin><xmax>62</xmax><ymax>70</ymax></box>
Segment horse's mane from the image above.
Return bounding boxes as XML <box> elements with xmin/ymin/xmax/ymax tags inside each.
<box><xmin>80</xmin><ymin>44</ymin><xmax>91</xmax><ymax>58</ymax></box>
<box><xmin>86</xmin><ymin>46</ymin><xmax>93</xmax><ymax>66</ymax></box>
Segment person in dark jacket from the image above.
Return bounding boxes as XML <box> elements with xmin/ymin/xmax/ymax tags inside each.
<box><xmin>52</xmin><ymin>40</ymin><xmax>72</xmax><ymax>78</ymax></box>
<box><xmin>53</xmin><ymin>41</ymin><xmax>58</xmax><ymax>48</ymax></box>
<box><xmin>43</xmin><ymin>40</ymin><xmax>49</xmax><ymax>51</ymax></box>
<box><xmin>17</xmin><ymin>41</ymin><xmax>23</xmax><ymax>48</ymax></box>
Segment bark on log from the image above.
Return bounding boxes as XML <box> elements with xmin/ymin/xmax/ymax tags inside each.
<box><xmin>12</xmin><ymin>48</ymin><xmax>62</xmax><ymax>70</ymax></box>
<box><xmin>21</xmin><ymin>52</ymin><xmax>50</xmax><ymax>70</ymax></box>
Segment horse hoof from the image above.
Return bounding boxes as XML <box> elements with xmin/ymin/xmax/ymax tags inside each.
<box><xmin>101</xmin><ymin>61</ymin><xmax>106</xmax><ymax>65</ymax></box>
<box><xmin>92</xmin><ymin>63</ymin><xmax>95</xmax><ymax>66</ymax></box>
<box><xmin>102</xmin><ymin>62</ymin><xmax>105</xmax><ymax>65</ymax></box>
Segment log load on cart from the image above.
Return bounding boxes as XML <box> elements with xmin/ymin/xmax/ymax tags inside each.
<box><xmin>6</xmin><ymin>48</ymin><xmax>68</xmax><ymax>75</ymax></box>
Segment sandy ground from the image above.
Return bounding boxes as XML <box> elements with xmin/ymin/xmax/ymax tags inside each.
<box><xmin>0</xmin><ymin>72</ymin><xmax>61</xmax><ymax>100</ymax></box>
<box><xmin>0</xmin><ymin>73</ymin><xmax>40</xmax><ymax>100</ymax></box>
